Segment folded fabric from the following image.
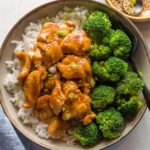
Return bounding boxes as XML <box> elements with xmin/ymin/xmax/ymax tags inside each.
<box><xmin>0</xmin><ymin>106</ymin><xmax>24</xmax><ymax>150</ymax></box>
<box><xmin>0</xmin><ymin>106</ymin><xmax>47</xmax><ymax>150</ymax></box>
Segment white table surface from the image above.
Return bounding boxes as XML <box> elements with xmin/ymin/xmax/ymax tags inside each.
<box><xmin>0</xmin><ymin>0</ymin><xmax>150</xmax><ymax>150</ymax></box>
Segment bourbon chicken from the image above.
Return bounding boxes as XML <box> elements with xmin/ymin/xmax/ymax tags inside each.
<box><xmin>16</xmin><ymin>20</ymin><xmax>96</xmax><ymax>139</ymax></box>
<box><xmin>34</xmin><ymin>95</ymin><xmax>69</xmax><ymax>139</ymax></box>
<box><xmin>62</xmin><ymin>81</ymin><xmax>96</xmax><ymax>124</ymax></box>
<box><xmin>62</xmin><ymin>90</ymin><xmax>96</xmax><ymax>124</ymax></box>
<box><xmin>57</xmin><ymin>55</ymin><xmax>92</xmax><ymax>82</ymax></box>
<box><xmin>49</xmin><ymin>79</ymin><xmax>67</xmax><ymax>115</ymax></box>
<box><xmin>33</xmin><ymin>46</ymin><xmax>48</xmax><ymax>80</ymax></box>
<box><xmin>61</xmin><ymin>30</ymin><xmax>91</xmax><ymax>55</ymax></box>
<box><xmin>37</xmin><ymin>22</ymin><xmax>71</xmax><ymax>44</ymax></box>
<box><xmin>63</xmin><ymin>81</ymin><xmax>79</xmax><ymax>96</ymax></box>
<box><xmin>36</xmin><ymin>41</ymin><xmax>63</xmax><ymax>68</ymax></box>
<box><xmin>23</xmin><ymin>70</ymin><xmax>44</xmax><ymax>108</ymax></box>
<box><xmin>34</xmin><ymin>95</ymin><xmax>54</xmax><ymax>124</ymax></box>
<box><xmin>16</xmin><ymin>51</ymin><xmax>31</xmax><ymax>82</ymax></box>
<box><xmin>44</xmin><ymin>73</ymin><xmax>60</xmax><ymax>90</ymax></box>
<box><xmin>48</xmin><ymin>117</ymin><xmax>70</xmax><ymax>139</ymax></box>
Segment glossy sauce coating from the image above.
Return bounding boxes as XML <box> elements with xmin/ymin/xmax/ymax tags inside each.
<box><xmin>16</xmin><ymin>21</ymin><xmax>94</xmax><ymax>138</ymax></box>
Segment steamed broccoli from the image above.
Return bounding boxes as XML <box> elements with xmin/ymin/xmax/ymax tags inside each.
<box><xmin>116</xmin><ymin>96</ymin><xmax>143</xmax><ymax>118</ymax></box>
<box><xmin>96</xmin><ymin>107</ymin><xmax>125</xmax><ymax>139</ymax></box>
<box><xmin>89</xmin><ymin>11</ymin><xmax>112</xmax><ymax>28</ymax></box>
<box><xmin>101</xmin><ymin>29</ymin><xmax>115</xmax><ymax>46</ymax></box>
<box><xmin>92</xmin><ymin>61</ymin><xmax>110</xmax><ymax>81</ymax></box>
<box><xmin>89</xmin><ymin>44</ymin><xmax>111</xmax><ymax>61</ymax></box>
<box><xmin>105</xmin><ymin>57</ymin><xmax>128</xmax><ymax>81</ymax></box>
<box><xmin>82</xmin><ymin>11</ymin><xmax>112</xmax><ymax>41</ymax></box>
<box><xmin>91</xmin><ymin>85</ymin><xmax>116</xmax><ymax>109</ymax></box>
<box><xmin>73</xmin><ymin>122</ymin><xmax>102</xmax><ymax>146</ymax></box>
<box><xmin>109</xmin><ymin>29</ymin><xmax>132</xmax><ymax>59</ymax></box>
<box><xmin>92</xmin><ymin>57</ymin><xmax>128</xmax><ymax>82</ymax></box>
<box><xmin>116</xmin><ymin>71</ymin><xmax>144</xmax><ymax>95</ymax></box>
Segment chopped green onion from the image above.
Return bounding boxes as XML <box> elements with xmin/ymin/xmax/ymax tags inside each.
<box><xmin>43</xmin><ymin>16</ymin><xmax>50</xmax><ymax>24</ymax></box>
<box><xmin>68</xmin><ymin>92</ymin><xmax>74</xmax><ymax>99</ymax></box>
<box><xmin>69</xmin><ymin>27</ymin><xmax>74</xmax><ymax>32</ymax></box>
<box><xmin>70</xmin><ymin>62</ymin><xmax>79</xmax><ymax>70</ymax></box>
<box><xmin>16</xmin><ymin>98</ymin><xmax>20</xmax><ymax>101</ymax></box>
<box><xmin>62</xmin><ymin>12</ymin><xmax>69</xmax><ymax>20</ymax></box>
<box><xmin>62</xmin><ymin>107</ymin><xmax>66</xmax><ymax>112</ymax></box>
<box><xmin>15</xmin><ymin>82</ymin><xmax>19</xmax><ymax>86</ymax></box>
<box><xmin>48</xmin><ymin>73</ymin><xmax>53</xmax><ymax>79</ymax></box>
<box><xmin>56</xmin><ymin>30</ymin><xmax>68</xmax><ymax>37</ymax></box>
<box><xmin>63</xmin><ymin>113</ymin><xmax>72</xmax><ymax>120</ymax></box>
<box><xmin>28</xmin><ymin>51</ymin><xmax>34</xmax><ymax>58</ymax></box>
<box><xmin>78</xmin><ymin>80</ymin><xmax>82</xmax><ymax>86</ymax></box>
<box><xmin>90</xmin><ymin>77</ymin><xmax>96</xmax><ymax>88</ymax></box>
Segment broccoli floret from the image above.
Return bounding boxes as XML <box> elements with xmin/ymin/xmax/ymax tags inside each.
<box><xmin>101</xmin><ymin>29</ymin><xmax>115</xmax><ymax>46</ymax></box>
<box><xmin>96</xmin><ymin>107</ymin><xmax>125</xmax><ymax>139</ymax></box>
<box><xmin>89</xmin><ymin>44</ymin><xmax>111</xmax><ymax>61</ymax></box>
<box><xmin>82</xmin><ymin>11</ymin><xmax>112</xmax><ymax>41</ymax></box>
<box><xmin>110</xmin><ymin>29</ymin><xmax>131</xmax><ymax>59</ymax></box>
<box><xmin>73</xmin><ymin>122</ymin><xmax>102</xmax><ymax>146</ymax></box>
<box><xmin>89</xmin><ymin>11</ymin><xmax>112</xmax><ymax>29</ymax></box>
<box><xmin>105</xmin><ymin>57</ymin><xmax>128</xmax><ymax>82</ymax></box>
<box><xmin>82</xmin><ymin>16</ymin><xmax>105</xmax><ymax>41</ymax></box>
<box><xmin>116</xmin><ymin>71</ymin><xmax>144</xmax><ymax>95</ymax></box>
<box><xmin>92</xmin><ymin>61</ymin><xmax>110</xmax><ymax>81</ymax></box>
<box><xmin>116</xmin><ymin>96</ymin><xmax>143</xmax><ymax>118</ymax></box>
<box><xmin>91</xmin><ymin>85</ymin><xmax>115</xmax><ymax>109</ymax></box>
<box><xmin>92</xmin><ymin>57</ymin><xmax>128</xmax><ymax>82</ymax></box>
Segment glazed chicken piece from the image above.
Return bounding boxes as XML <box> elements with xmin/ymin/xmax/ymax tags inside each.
<box><xmin>63</xmin><ymin>81</ymin><xmax>79</xmax><ymax>96</ymax></box>
<box><xmin>23</xmin><ymin>70</ymin><xmax>44</xmax><ymax>108</ymax></box>
<box><xmin>57</xmin><ymin>55</ymin><xmax>92</xmax><ymax>82</ymax></box>
<box><xmin>48</xmin><ymin>117</ymin><xmax>69</xmax><ymax>139</ymax></box>
<box><xmin>16</xmin><ymin>51</ymin><xmax>31</xmax><ymax>82</ymax></box>
<box><xmin>34</xmin><ymin>95</ymin><xmax>54</xmax><ymax>124</ymax></box>
<box><xmin>44</xmin><ymin>73</ymin><xmax>60</xmax><ymax>90</ymax></box>
<box><xmin>33</xmin><ymin>46</ymin><xmax>43</xmax><ymax>67</ymax></box>
<box><xmin>36</xmin><ymin>41</ymin><xmax>63</xmax><ymax>68</ymax></box>
<box><xmin>37</xmin><ymin>22</ymin><xmax>70</xmax><ymax>44</ymax></box>
<box><xmin>60</xmin><ymin>30</ymin><xmax>91</xmax><ymax>55</ymax></box>
<box><xmin>33</xmin><ymin>46</ymin><xmax>48</xmax><ymax>80</ymax></box>
<box><xmin>38</xmin><ymin>66</ymin><xmax>48</xmax><ymax>80</ymax></box>
<box><xmin>62</xmin><ymin>91</ymin><xmax>95</xmax><ymax>124</ymax></box>
<box><xmin>82</xmin><ymin>112</ymin><xmax>96</xmax><ymax>125</ymax></box>
<box><xmin>37</xmin><ymin>22</ymin><xmax>58</xmax><ymax>43</ymax></box>
<box><xmin>36</xmin><ymin>95</ymin><xmax>51</xmax><ymax>109</ymax></box>
<box><xmin>49</xmin><ymin>79</ymin><xmax>66</xmax><ymax>115</ymax></box>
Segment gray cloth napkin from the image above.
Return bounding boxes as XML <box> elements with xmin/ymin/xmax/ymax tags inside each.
<box><xmin>0</xmin><ymin>106</ymin><xmax>46</xmax><ymax>150</ymax></box>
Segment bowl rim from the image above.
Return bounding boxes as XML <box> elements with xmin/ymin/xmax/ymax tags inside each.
<box><xmin>0</xmin><ymin>0</ymin><xmax>149</xmax><ymax>149</ymax></box>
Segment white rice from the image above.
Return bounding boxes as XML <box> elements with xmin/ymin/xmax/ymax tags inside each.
<box><xmin>4</xmin><ymin>6</ymin><xmax>89</xmax><ymax>144</ymax></box>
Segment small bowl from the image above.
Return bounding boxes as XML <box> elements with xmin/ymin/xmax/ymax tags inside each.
<box><xmin>0</xmin><ymin>0</ymin><xmax>149</xmax><ymax>149</ymax></box>
<box><xmin>106</xmin><ymin>0</ymin><xmax>150</xmax><ymax>22</ymax></box>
